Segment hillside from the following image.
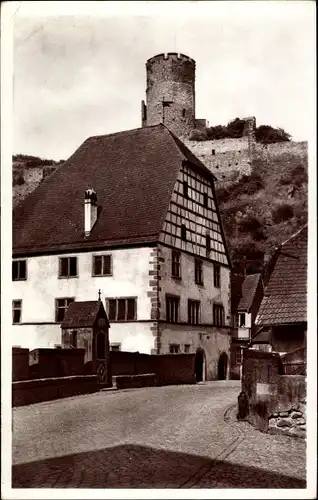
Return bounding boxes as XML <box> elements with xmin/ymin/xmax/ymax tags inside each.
<box><xmin>215</xmin><ymin>144</ymin><xmax>308</xmax><ymax>274</ymax></box>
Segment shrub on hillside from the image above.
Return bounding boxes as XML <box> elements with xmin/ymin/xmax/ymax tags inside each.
<box><xmin>255</xmin><ymin>125</ymin><xmax>291</xmax><ymax>144</ymax></box>
<box><xmin>272</xmin><ymin>203</ymin><xmax>294</xmax><ymax>223</ymax></box>
<box><xmin>280</xmin><ymin>164</ymin><xmax>307</xmax><ymax>187</ymax></box>
<box><xmin>13</xmin><ymin>173</ymin><xmax>25</xmax><ymax>186</ymax></box>
<box><xmin>189</xmin><ymin>129</ymin><xmax>208</xmax><ymax>141</ymax></box>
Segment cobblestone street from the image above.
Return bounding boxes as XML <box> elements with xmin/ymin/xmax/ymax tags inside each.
<box><xmin>12</xmin><ymin>381</ymin><xmax>306</xmax><ymax>489</ymax></box>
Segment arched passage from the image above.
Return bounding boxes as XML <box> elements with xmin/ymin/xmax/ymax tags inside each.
<box><xmin>218</xmin><ymin>352</ymin><xmax>228</xmax><ymax>380</ymax></box>
<box><xmin>195</xmin><ymin>348</ymin><xmax>206</xmax><ymax>382</ymax></box>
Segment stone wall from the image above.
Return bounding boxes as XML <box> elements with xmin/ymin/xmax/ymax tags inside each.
<box><xmin>12</xmin><ymin>347</ymin><xmax>30</xmax><ymax>381</ymax></box>
<box><xmin>12</xmin><ymin>375</ymin><xmax>98</xmax><ymax>407</ymax></box>
<box><xmin>109</xmin><ymin>350</ymin><xmax>196</xmax><ymax>385</ymax></box>
<box><xmin>28</xmin><ymin>348</ymin><xmax>85</xmax><ymax>379</ymax></box>
<box><xmin>238</xmin><ymin>348</ymin><xmax>306</xmax><ymax>438</ymax></box>
<box><xmin>183</xmin><ymin>137</ymin><xmax>252</xmax><ymax>182</ymax></box>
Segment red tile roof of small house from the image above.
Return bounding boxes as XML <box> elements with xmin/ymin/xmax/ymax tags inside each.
<box><xmin>255</xmin><ymin>225</ymin><xmax>307</xmax><ymax>326</ymax></box>
<box><xmin>13</xmin><ymin>124</ymin><xmax>226</xmax><ymax>258</ymax></box>
<box><xmin>237</xmin><ymin>273</ymin><xmax>262</xmax><ymax>312</ymax></box>
<box><xmin>61</xmin><ymin>301</ymin><xmax>108</xmax><ymax>329</ymax></box>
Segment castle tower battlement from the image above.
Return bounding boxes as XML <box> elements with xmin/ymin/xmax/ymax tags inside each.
<box><xmin>141</xmin><ymin>52</ymin><xmax>196</xmax><ymax>137</ymax></box>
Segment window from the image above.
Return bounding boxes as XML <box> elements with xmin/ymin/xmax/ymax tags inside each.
<box><xmin>214</xmin><ymin>263</ymin><xmax>221</xmax><ymax>288</ymax></box>
<box><xmin>181</xmin><ymin>224</ymin><xmax>187</xmax><ymax>241</ymax></box>
<box><xmin>106</xmin><ymin>297</ymin><xmax>136</xmax><ymax>321</ymax></box>
<box><xmin>213</xmin><ymin>304</ymin><xmax>225</xmax><ymax>326</ymax></box>
<box><xmin>171</xmin><ymin>250</ymin><xmax>181</xmax><ymax>278</ymax></box>
<box><xmin>93</xmin><ymin>254</ymin><xmax>112</xmax><ymax>276</ymax></box>
<box><xmin>203</xmin><ymin>193</ymin><xmax>208</xmax><ymax>208</ymax></box>
<box><xmin>12</xmin><ymin>260</ymin><xmax>27</xmax><ymax>281</ymax></box>
<box><xmin>110</xmin><ymin>343</ymin><xmax>121</xmax><ymax>352</ymax></box>
<box><xmin>12</xmin><ymin>300</ymin><xmax>22</xmax><ymax>324</ymax></box>
<box><xmin>166</xmin><ymin>295</ymin><xmax>180</xmax><ymax>323</ymax></box>
<box><xmin>169</xmin><ymin>343</ymin><xmax>180</xmax><ymax>354</ymax></box>
<box><xmin>212</xmin><ymin>149</ymin><xmax>215</xmax><ymax>156</ymax></box>
<box><xmin>59</xmin><ymin>257</ymin><xmax>78</xmax><ymax>278</ymax></box>
<box><xmin>183</xmin><ymin>181</ymin><xmax>189</xmax><ymax>198</ymax></box>
<box><xmin>184</xmin><ymin>344</ymin><xmax>191</xmax><ymax>353</ymax></box>
<box><xmin>182</xmin><ymin>109</ymin><xmax>186</xmax><ymax>118</ymax></box>
<box><xmin>235</xmin><ymin>347</ymin><xmax>242</xmax><ymax>365</ymax></box>
<box><xmin>55</xmin><ymin>298</ymin><xmax>75</xmax><ymax>322</ymax></box>
<box><xmin>195</xmin><ymin>259</ymin><xmax>203</xmax><ymax>285</ymax></box>
<box><xmin>71</xmin><ymin>330</ymin><xmax>77</xmax><ymax>348</ymax></box>
<box><xmin>206</xmin><ymin>233</ymin><xmax>211</xmax><ymax>254</ymax></box>
<box><xmin>238</xmin><ymin>313</ymin><xmax>246</xmax><ymax>327</ymax></box>
<box><xmin>188</xmin><ymin>300</ymin><xmax>200</xmax><ymax>325</ymax></box>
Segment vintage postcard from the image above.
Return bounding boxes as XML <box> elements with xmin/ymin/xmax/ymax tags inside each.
<box><xmin>1</xmin><ymin>1</ymin><xmax>316</xmax><ymax>498</ymax></box>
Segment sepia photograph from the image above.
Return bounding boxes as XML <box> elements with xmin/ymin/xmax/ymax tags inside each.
<box><xmin>1</xmin><ymin>1</ymin><xmax>316</xmax><ymax>498</ymax></box>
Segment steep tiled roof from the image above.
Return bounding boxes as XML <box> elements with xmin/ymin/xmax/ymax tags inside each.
<box><xmin>13</xmin><ymin>124</ymin><xmax>214</xmax><ymax>256</ymax></box>
<box><xmin>256</xmin><ymin>225</ymin><xmax>307</xmax><ymax>326</ymax></box>
<box><xmin>237</xmin><ymin>273</ymin><xmax>262</xmax><ymax>312</ymax></box>
<box><xmin>251</xmin><ymin>327</ymin><xmax>271</xmax><ymax>344</ymax></box>
<box><xmin>61</xmin><ymin>301</ymin><xmax>108</xmax><ymax>328</ymax></box>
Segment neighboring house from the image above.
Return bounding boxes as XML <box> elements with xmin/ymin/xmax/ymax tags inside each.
<box><xmin>12</xmin><ymin>124</ymin><xmax>232</xmax><ymax>381</ymax></box>
<box><xmin>230</xmin><ymin>273</ymin><xmax>264</xmax><ymax>379</ymax></box>
<box><xmin>253</xmin><ymin>225</ymin><xmax>307</xmax><ymax>360</ymax></box>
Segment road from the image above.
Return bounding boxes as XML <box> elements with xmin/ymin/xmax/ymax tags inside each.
<box><xmin>12</xmin><ymin>381</ymin><xmax>306</xmax><ymax>488</ymax></box>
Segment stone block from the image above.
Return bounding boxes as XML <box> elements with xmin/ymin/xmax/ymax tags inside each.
<box><xmin>291</xmin><ymin>411</ymin><xmax>303</xmax><ymax>419</ymax></box>
<box><xmin>295</xmin><ymin>417</ymin><xmax>306</xmax><ymax>425</ymax></box>
<box><xmin>277</xmin><ymin>417</ymin><xmax>294</xmax><ymax>427</ymax></box>
<box><xmin>288</xmin><ymin>427</ymin><xmax>306</xmax><ymax>439</ymax></box>
<box><xmin>279</xmin><ymin>411</ymin><xmax>290</xmax><ymax>418</ymax></box>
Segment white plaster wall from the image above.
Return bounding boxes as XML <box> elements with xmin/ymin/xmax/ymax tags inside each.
<box><xmin>108</xmin><ymin>322</ymin><xmax>154</xmax><ymax>354</ymax></box>
<box><xmin>12</xmin><ymin>247</ymin><xmax>154</xmax><ymax>350</ymax></box>
<box><xmin>158</xmin><ymin>244</ymin><xmax>231</xmax><ymax>324</ymax></box>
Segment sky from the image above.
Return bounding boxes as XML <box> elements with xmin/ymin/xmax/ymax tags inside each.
<box><xmin>10</xmin><ymin>1</ymin><xmax>316</xmax><ymax>161</ymax></box>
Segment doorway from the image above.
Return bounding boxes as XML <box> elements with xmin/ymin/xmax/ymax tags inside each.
<box><xmin>218</xmin><ymin>352</ymin><xmax>228</xmax><ymax>380</ymax></box>
<box><xmin>195</xmin><ymin>348</ymin><xmax>206</xmax><ymax>382</ymax></box>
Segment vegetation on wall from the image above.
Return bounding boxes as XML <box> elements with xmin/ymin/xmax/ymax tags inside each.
<box><xmin>189</xmin><ymin>118</ymin><xmax>291</xmax><ymax>144</ymax></box>
<box><xmin>216</xmin><ymin>154</ymin><xmax>307</xmax><ymax>274</ymax></box>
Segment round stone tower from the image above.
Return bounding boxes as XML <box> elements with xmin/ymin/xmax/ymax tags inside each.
<box><xmin>141</xmin><ymin>52</ymin><xmax>196</xmax><ymax>137</ymax></box>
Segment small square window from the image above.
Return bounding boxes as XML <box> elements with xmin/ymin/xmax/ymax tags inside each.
<box><xmin>12</xmin><ymin>260</ymin><xmax>27</xmax><ymax>281</ymax></box>
<box><xmin>55</xmin><ymin>297</ymin><xmax>75</xmax><ymax>322</ymax></box>
<box><xmin>110</xmin><ymin>343</ymin><xmax>121</xmax><ymax>352</ymax></box>
<box><xmin>59</xmin><ymin>257</ymin><xmax>78</xmax><ymax>278</ymax></box>
<box><xmin>93</xmin><ymin>255</ymin><xmax>112</xmax><ymax>276</ymax></box>
<box><xmin>12</xmin><ymin>300</ymin><xmax>22</xmax><ymax>324</ymax></box>
<box><xmin>184</xmin><ymin>344</ymin><xmax>191</xmax><ymax>353</ymax></box>
<box><xmin>169</xmin><ymin>343</ymin><xmax>180</xmax><ymax>354</ymax></box>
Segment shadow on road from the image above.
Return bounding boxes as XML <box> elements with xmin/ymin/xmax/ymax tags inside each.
<box><xmin>12</xmin><ymin>443</ymin><xmax>306</xmax><ymax>489</ymax></box>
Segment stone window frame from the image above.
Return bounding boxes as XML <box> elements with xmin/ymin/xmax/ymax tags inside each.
<box><xmin>55</xmin><ymin>297</ymin><xmax>75</xmax><ymax>323</ymax></box>
<box><xmin>166</xmin><ymin>294</ymin><xmax>180</xmax><ymax>323</ymax></box>
<box><xmin>106</xmin><ymin>297</ymin><xmax>137</xmax><ymax>322</ymax></box>
<box><xmin>58</xmin><ymin>256</ymin><xmax>78</xmax><ymax>279</ymax></box>
<box><xmin>213</xmin><ymin>303</ymin><xmax>225</xmax><ymax>326</ymax></box>
<box><xmin>92</xmin><ymin>254</ymin><xmax>112</xmax><ymax>277</ymax></box>
<box><xmin>188</xmin><ymin>299</ymin><xmax>200</xmax><ymax>325</ymax></box>
<box><xmin>214</xmin><ymin>263</ymin><xmax>221</xmax><ymax>288</ymax></box>
<box><xmin>194</xmin><ymin>258</ymin><xmax>204</xmax><ymax>286</ymax></box>
<box><xmin>171</xmin><ymin>250</ymin><xmax>181</xmax><ymax>279</ymax></box>
<box><xmin>169</xmin><ymin>343</ymin><xmax>181</xmax><ymax>354</ymax></box>
<box><xmin>12</xmin><ymin>259</ymin><xmax>27</xmax><ymax>281</ymax></box>
<box><xmin>12</xmin><ymin>299</ymin><xmax>22</xmax><ymax>324</ymax></box>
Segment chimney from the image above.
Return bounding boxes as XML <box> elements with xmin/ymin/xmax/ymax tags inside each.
<box><xmin>84</xmin><ymin>188</ymin><xmax>97</xmax><ymax>236</ymax></box>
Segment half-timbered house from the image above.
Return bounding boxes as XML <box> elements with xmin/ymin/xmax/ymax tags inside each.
<box><xmin>13</xmin><ymin>124</ymin><xmax>232</xmax><ymax>380</ymax></box>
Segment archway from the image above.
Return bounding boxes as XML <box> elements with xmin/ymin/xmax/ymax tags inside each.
<box><xmin>195</xmin><ymin>348</ymin><xmax>206</xmax><ymax>382</ymax></box>
<box><xmin>218</xmin><ymin>352</ymin><xmax>228</xmax><ymax>380</ymax></box>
